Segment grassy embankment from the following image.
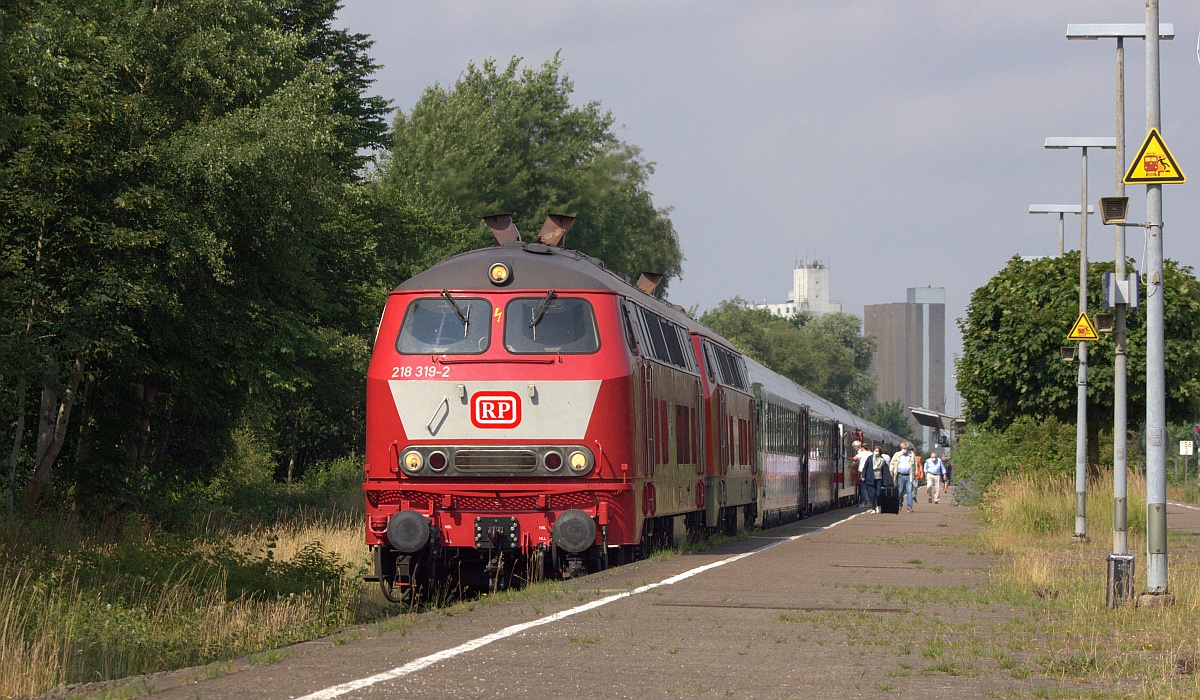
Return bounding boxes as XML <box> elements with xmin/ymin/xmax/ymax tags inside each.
<box><xmin>0</xmin><ymin>446</ymin><xmax>397</xmax><ymax>699</ymax></box>
<box><xmin>974</xmin><ymin>471</ymin><xmax>1200</xmax><ymax>697</ymax></box>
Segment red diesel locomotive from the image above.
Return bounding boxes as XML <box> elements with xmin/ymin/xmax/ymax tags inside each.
<box><xmin>363</xmin><ymin>215</ymin><xmax>902</xmax><ymax>599</ymax></box>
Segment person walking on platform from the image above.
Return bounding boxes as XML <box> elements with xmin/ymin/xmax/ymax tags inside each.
<box><xmin>854</xmin><ymin>441</ymin><xmax>873</xmax><ymax>509</ymax></box>
<box><xmin>924</xmin><ymin>452</ymin><xmax>946</xmax><ymax>504</ymax></box>
<box><xmin>891</xmin><ymin>442</ymin><xmax>918</xmax><ymax>512</ymax></box>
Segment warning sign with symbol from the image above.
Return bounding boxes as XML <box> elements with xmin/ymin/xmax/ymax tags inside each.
<box><xmin>1067</xmin><ymin>312</ymin><xmax>1101</xmax><ymax>342</ymax></box>
<box><xmin>1124</xmin><ymin>128</ymin><xmax>1185</xmax><ymax>184</ymax></box>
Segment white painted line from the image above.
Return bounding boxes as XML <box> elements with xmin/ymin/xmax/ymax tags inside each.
<box><xmin>294</xmin><ymin>510</ymin><xmax>867</xmax><ymax>700</ymax></box>
<box><xmin>1169</xmin><ymin>501</ymin><xmax>1200</xmax><ymax>512</ymax></box>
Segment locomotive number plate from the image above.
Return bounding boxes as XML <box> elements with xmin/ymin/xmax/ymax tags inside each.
<box><xmin>391</xmin><ymin>366</ymin><xmax>451</xmax><ymax>378</ymax></box>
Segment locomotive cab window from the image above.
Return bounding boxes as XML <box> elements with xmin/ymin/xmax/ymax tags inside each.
<box><xmin>505</xmin><ymin>296</ymin><xmax>600</xmax><ymax>354</ymax></box>
<box><xmin>396</xmin><ymin>297</ymin><xmax>491</xmax><ymax>355</ymax></box>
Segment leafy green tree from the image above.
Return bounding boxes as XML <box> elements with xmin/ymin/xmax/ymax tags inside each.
<box><xmin>0</xmin><ymin>0</ymin><xmax>401</xmax><ymax>510</ymax></box>
<box><xmin>699</xmin><ymin>299</ymin><xmax>877</xmax><ymax>412</ymax></box>
<box><xmin>865</xmin><ymin>400</ymin><xmax>918</xmax><ymax>444</ymax></box>
<box><xmin>379</xmin><ymin>55</ymin><xmax>683</xmax><ymax>292</ymax></box>
<box><xmin>957</xmin><ymin>254</ymin><xmax>1200</xmax><ymax>434</ymax></box>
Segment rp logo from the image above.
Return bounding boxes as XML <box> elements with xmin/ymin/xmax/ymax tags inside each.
<box><xmin>470</xmin><ymin>391</ymin><xmax>521</xmax><ymax>429</ymax></box>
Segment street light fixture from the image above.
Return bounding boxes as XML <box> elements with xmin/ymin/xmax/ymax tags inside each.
<box><xmin>1028</xmin><ymin>204</ymin><xmax>1094</xmax><ymax>257</ymax></box>
<box><xmin>1066</xmin><ymin>21</ymin><xmax>1173</xmax><ymax>587</ymax></box>
<box><xmin>1045</xmin><ymin>136</ymin><xmax>1116</xmax><ymax>542</ymax></box>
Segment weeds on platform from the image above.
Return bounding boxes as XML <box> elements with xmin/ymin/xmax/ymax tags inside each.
<box><xmin>976</xmin><ymin>470</ymin><xmax>1200</xmax><ymax>698</ymax></box>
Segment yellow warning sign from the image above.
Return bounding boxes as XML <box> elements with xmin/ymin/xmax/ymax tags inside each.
<box><xmin>1124</xmin><ymin>128</ymin><xmax>1185</xmax><ymax>184</ymax></box>
<box><xmin>1067</xmin><ymin>312</ymin><xmax>1100</xmax><ymax>342</ymax></box>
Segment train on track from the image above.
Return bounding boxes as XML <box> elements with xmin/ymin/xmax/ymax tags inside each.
<box><xmin>363</xmin><ymin>214</ymin><xmax>904</xmax><ymax>601</ymax></box>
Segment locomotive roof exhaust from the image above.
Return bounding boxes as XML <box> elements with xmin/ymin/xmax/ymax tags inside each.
<box><xmin>484</xmin><ymin>214</ymin><xmax>521</xmax><ymax>245</ymax></box>
<box><xmin>636</xmin><ymin>272</ymin><xmax>664</xmax><ymax>295</ymax></box>
<box><xmin>537</xmin><ymin>214</ymin><xmax>575</xmax><ymax>247</ymax></box>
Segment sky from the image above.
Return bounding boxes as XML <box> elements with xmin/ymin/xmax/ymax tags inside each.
<box><xmin>334</xmin><ymin>1</ymin><xmax>1200</xmax><ymax>414</ymax></box>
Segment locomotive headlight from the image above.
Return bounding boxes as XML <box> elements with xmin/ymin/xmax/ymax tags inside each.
<box><xmin>488</xmin><ymin>262</ymin><xmax>512</xmax><ymax>286</ymax></box>
<box><xmin>428</xmin><ymin>450</ymin><xmax>448</xmax><ymax>472</ymax></box>
<box><xmin>568</xmin><ymin>451</ymin><xmax>590</xmax><ymax>474</ymax></box>
<box><xmin>401</xmin><ymin>450</ymin><xmax>423</xmax><ymax>474</ymax></box>
<box><xmin>543</xmin><ymin>450</ymin><xmax>563</xmax><ymax>471</ymax></box>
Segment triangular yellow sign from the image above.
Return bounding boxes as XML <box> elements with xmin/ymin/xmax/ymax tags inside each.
<box><xmin>1124</xmin><ymin>128</ymin><xmax>1185</xmax><ymax>184</ymax></box>
<box><xmin>1067</xmin><ymin>312</ymin><xmax>1100</xmax><ymax>342</ymax></box>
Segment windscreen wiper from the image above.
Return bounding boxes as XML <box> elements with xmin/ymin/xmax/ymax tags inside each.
<box><xmin>441</xmin><ymin>289</ymin><xmax>470</xmax><ymax>339</ymax></box>
<box><xmin>529</xmin><ymin>290</ymin><xmax>556</xmax><ymax>341</ymax></box>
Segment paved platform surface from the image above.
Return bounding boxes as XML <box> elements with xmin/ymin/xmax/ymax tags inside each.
<box><xmin>57</xmin><ymin>493</ymin><xmax>1200</xmax><ymax>699</ymax></box>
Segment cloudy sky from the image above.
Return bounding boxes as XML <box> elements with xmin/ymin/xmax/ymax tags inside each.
<box><xmin>335</xmin><ymin>1</ymin><xmax>1200</xmax><ymax>412</ymax></box>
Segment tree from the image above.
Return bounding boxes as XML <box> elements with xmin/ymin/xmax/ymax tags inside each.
<box><xmin>866</xmin><ymin>400</ymin><xmax>918</xmax><ymax>444</ymax></box>
<box><xmin>956</xmin><ymin>254</ymin><xmax>1200</xmax><ymax>434</ymax></box>
<box><xmin>378</xmin><ymin>55</ymin><xmax>683</xmax><ymax>292</ymax></box>
<box><xmin>0</xmin><ymin>0</ymin><xmax>400</xmax><ymax>510</ymax></box>
<box><xmin>699</xmin><ymin>299</ymin><xmax>877</xmax><ymax>412</ymax></box>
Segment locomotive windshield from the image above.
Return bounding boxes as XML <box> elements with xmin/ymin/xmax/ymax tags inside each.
<box><xmin>396</xmin><ymin>297</ymin><xmax>491</xmax><ymax>354</ymax></box>
<box><xmin>504</xmin><ymin>297</ymin><xmax>599</xmax><ymax>354</ymax></box>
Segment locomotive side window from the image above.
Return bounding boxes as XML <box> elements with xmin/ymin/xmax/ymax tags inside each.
<box><xmin>396</xmin><ymin>297</ymin><xmax>491</xmax><ymax>355</ymax></box>
<box><xmin>504</xmin><ymin>297</ymin><xmax>600</xmax><ymax>354</ymax></box>
<box><xmin>620</xmin><ymin>303</ymin><xmax>640</xmax><ymax>354</ymax></box>
<box><xmin>639</xmin><ymin>308</ymin><xmax>671</xmax><ymax>361</ymax></box>
<box><xmin>701</xmin><ymin>340</ymin><xmax>749</xmax><ymax>392</ymax></box>
<box><xmin>702</xmin><ymin>343</ymin><xmax>718</xmax><ymax>383</ymax></box>
<box><xmin>627</xmin><ymin>303</ymin><xmax>699</xmax><ymax>374</ymax></box>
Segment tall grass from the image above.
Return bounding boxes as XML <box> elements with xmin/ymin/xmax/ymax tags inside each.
<box><xmin>979</xmin><ymin>469</ymin><xmax>1146</xmax><ymax>543</ymax></box>
<box><xmin>980</xmin><ymin>468</ymin><xmax>1200</xmax><ymax>697</ymax></box>
<box><xmin>0</xmin><ymin>457</ymin><xmax>389</xmax><ymax>699</ymax></box>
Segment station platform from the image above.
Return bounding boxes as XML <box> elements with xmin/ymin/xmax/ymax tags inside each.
<box><xmin>64</xmin><ymin>493</ymin><xmax>1200</xmax><ymax>699</ymax></box>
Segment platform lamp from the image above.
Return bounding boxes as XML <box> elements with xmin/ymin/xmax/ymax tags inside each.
<box><xmin>1044</xmin><ymin>136</ymin><xmax>1117</xmax><ymax>542</ymax></box>
<box><xmin>1029</xmin><ymin>204</ymin><xmax>1094</xmax><ymax>257</ymax></box>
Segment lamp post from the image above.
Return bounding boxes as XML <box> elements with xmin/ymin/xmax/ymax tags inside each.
<box><xmin>1028</xmin><ymin>205</ymin><xmax>1094</xmax><ymax>257</ymax></box>
<box><xmin>1142</xmin><ymin>0</ymin><xmax>1170</xmax><ymax>603</ymax></box>
<box><xmin>1066</xmin><ymin>20</ymin><xmax>1173</xmax><ymax>563</ymax></box>
<box><xmin>1045</xmin><ymin>136</ymin><xmax>1116</xmax><ymax>541</ymax></box>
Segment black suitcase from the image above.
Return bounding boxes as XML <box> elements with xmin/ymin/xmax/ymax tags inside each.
<box><xmin>877</xmin><ymin>485</ymin><xmax>900</xmax><ymax>514</ymax></box>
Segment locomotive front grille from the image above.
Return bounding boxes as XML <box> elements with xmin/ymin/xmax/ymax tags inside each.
<box><xmin>452</xmin><ymin>449</ymin><xmax>539</xmax><ymax>472</ymax></box>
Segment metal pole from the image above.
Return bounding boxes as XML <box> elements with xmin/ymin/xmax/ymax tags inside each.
<box><xmin>1058</xmin><ymin>213</ymin><xmax>1066</xmax><ymax>256</ymax></box>
<box><xmin>1113</xmin><ymin>36</ymin><xmax>1129</xmax><ymax>556</ymax></box>
<box><xmin>1075</xmin><ymin>145</ymin><xmax>1088</xmax><ymax>540</ymax></box>
<box><xmin>1144</xmin><ymin>0</ymin><xmax>1168</xmax><ymax>597</ymax></box>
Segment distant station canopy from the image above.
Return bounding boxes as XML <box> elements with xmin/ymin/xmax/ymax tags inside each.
<box><xmin>908</xmin><ymin>407</ymin><xmax>964</xmax><ymax>432</ymax></box>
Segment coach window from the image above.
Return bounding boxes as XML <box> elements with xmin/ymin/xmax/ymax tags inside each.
<box><xmin>504</xmin><ymin>297</ymin><xmax>600</xmax><ymax>354</ymax></box>
<box><xmin>396</xmin><ymin>297</ymin><xmax>491</xmax><ymax>354</ymax></box>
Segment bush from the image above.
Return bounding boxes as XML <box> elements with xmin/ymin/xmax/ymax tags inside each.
<box><xmin>951</xmin><ymin>416</ymin><xmax>1076</xmax><ymax>503</ymax></box>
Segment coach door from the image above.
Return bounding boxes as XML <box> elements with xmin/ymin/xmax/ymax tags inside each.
<box><xmin>798</xmin><ymin>406</ymin><xmax>809</xmax><ymax>515</ymax></box>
